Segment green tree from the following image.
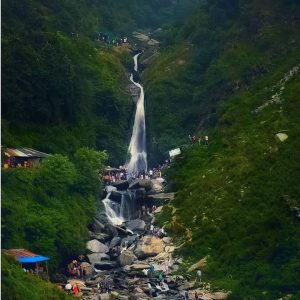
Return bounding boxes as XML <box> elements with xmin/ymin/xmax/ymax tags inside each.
<box><xmin>37</xmin><ymin>154</ymin><xmax>77</xmax><ymax>195</ymax></box>
<box><xmin>73</xmin><ymin>147</ymin><xmax>107</xmax><ymax>194</ymax></box>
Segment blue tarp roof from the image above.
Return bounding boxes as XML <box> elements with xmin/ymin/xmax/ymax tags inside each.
<box><xmin>6</xmin><ymin>249</ymin><xmax>50</xmax><ymax>263</ymax></box>
<box><xmin>17</xmin><ymin>256</ymin><xmax>49</xmax><ymax>263</ymax></box>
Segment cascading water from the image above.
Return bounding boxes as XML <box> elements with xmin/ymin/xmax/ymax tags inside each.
<box><xmin>126</xmin><ymin>52</ymin><xmax>147</xmax><ymax>178</ymax></box>
<box><xmin>103</xmin><ymin>192</ymin><xmax>137</xmax><ymax>226</ymax></box>
<box><xmin>102</xmin><ymin>52</ymin><xmax>147</xmax><ymax>225</ymax></box>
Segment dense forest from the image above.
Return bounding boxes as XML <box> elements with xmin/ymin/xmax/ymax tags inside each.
<box><xmin>2</xmin><ymin>0</ymin><xmax>195</xmax><ymax>164</ymax></box>
<box><xmin>145</xmin><ymin>0</ymin><xmax>300</xmax><ymax>164</ymax></box>
<box><xmin>2</xmin><ymin>0</ymin><xmax>300</xmax><ymax>299</ymax></box>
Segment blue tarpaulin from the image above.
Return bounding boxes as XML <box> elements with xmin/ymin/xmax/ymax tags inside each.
<box><xmin>17</xmin><ymin>256</ymin><xmax>49</xmax><ymax>263</ymax></box>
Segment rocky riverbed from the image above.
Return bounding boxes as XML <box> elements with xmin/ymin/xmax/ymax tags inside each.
<box><xmin>66</xmin><ymin>178</ymin><xmax>229</xmax><ymax>300</ymax></box>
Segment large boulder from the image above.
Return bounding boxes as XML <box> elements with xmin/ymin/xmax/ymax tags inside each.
<box><xmin>109</xmin><ymin>236</ymin><xmax>121</xmax><ymax>249</ymax></box>
<box><xmin>121</xmin><ymin>235</ymin><xmax>138</xmax><ymax>247</ymax></box>
<box><xmin>80</xmin><ymin>262</ymin><xmax>93</xmax><ymax>277</ymax></box>
<box><xmin>94</xmin><ymin>261</ymin><xmax>118</xmax><ymax>271</ymax></box>
<box><xmin>275</xmin><ymin>132</ymin><xmax>288</xmax><ymax>142</ymax></box>
<box><xmin>129</xmin><ymin>179</ymin><xmax>153</xmax><ymax>191</ymax></box>
<box><xmin>108</xmin><ymin>190</ymin><xmax>123</xmax><ymax>202</ymax></box>
<box><xmin>134</xmin><ymin>235</ymin><xmax>165</xmax><ymax>259</ymax></box>
<box><xmin>104</xmin><ymin>223</ymin><xmax>119</xmax><ymax>238</ymax></box>
<box><xmin>126</xmin><ymin>219</ymin><xmax>146</xmax><ymax>232</ymax></box>
<box><xmin>118</xmin><ymin>250</ymin><xmax>137</xmax><ymax>266</ymax></box>
<box><xmin>86</xmin><ymin>239</ymin><xmax>109</xmax><ymax>253</ymax></box>
<box><xmin>112</xmin><ymin>180</ymin><xmax>129</xmax><ymax>191</ymax></box>
<box><xmin>91</xmin><ymin>218</ymin><xmax>105</xmax><ymax>233</ymax></box>
<box><xmin>147</xmin><ymin>180</ymin><xmax>164</xmax><ymax>194</ymax></box>
<box><xmin>89</xmin><ymin>231</ymin><xmax>111</xmax><ymax>242</ymax></box>
<box><xmin>87</xmin><ymin>253</ymin><xmax>110</xmax><ymax>265</ymax></box>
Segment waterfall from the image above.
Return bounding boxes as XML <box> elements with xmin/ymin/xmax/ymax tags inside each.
<box><xmin>126</xmin><ymin>53</ymin><xmax>147</xmax><ymax>178</ymax></box>
<box><xmin>102</xmin><ymin>52</ymin><xmax>147</xmax><ymax>225</ymax></box>
<box><xmin>102</xmin><ymin>192</ymin><xmax>137</xmax><ymax>226</ymax></box>
<box><xmin>103</xmin><ymin>193</ymin><xmax>124</xmax><ymax>226</ymax></box>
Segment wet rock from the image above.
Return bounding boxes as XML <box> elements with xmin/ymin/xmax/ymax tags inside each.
<box><xmin>89</xmin><ymin>231</ymin><xmax>111</xmax><ymax>242</ymax></box>
<box><xmin>109</xmin><ymin>237</ymin><xmax>121</xmax><ymax>249</ymax></box>
<box><xmin>87</xmin><ymin>253</ymin><xmax>110</xmax><ymax>265</ymax></box>
<box><xmin>121</xmin><ymin>235</ymin><xmax>138</xmax><ymax>247</ymax></box>
<box><xmin>104</xmin><ymin>223</ymin><xmax>119</xmax><ymax>238</ymax></box>
<box><xmin>129</xmin><ymin>179</ymin><xmax>153</xmax><ymax>191</ymax></box>
<box><xmin>109</xmin><ymin>190</ymin><xmax>123</xmax><ymax>202</ymax></box>
<box><xmin>112</xmin><ymin>180</ymin><xmax>129</xmax><ymax>191</ymax></box>
<box><xmin>91</xmin><ymin>218</ymin><xmax>105</xmax><ymax>233</ymax></box>
<box><xmin>126</xmin><ymin>219</ymin><xmax>146</xmax><ymax>232</ymax></box>
<box><xmin>134</xmin><ymin>235</ymin><xmax>165</xmax><ymax>259</ymax></box>
<box><xmin>118</xmin><ymin>250</ymin><xmax>137</xmax><ymax>266</ymax></box>
<box><xmin>86</xmin><ymin>239</ymin><xmax>109</xmax><ymax>253</ymax></box>
<box><xmin>94</xmin><ymin>261</ymin><xmax>118</xmax><ymax>270</ymax></box>
<box><xmin>187</xmin><ymin>257</ymin><xmax>207</xmax><ymax>272</ymax></box>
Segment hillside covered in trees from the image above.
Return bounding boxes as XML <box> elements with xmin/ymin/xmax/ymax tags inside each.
<box><xmin>2</xmin><ymin>0</ymin><xmax>195</xmax><ymax>164</ymax></box>
<box><xmin>147</xmin><ymin>0</ymin><xmax>300</xmax><ymax>299</ymax></box>
<box><xmin>2</xmin><ymin>0</ymin><xmax>300</xmax><ymax>299</ymax></box>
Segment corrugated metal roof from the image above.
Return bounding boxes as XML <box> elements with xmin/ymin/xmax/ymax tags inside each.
<box><xmin>5</xmin><ymin>148</ymin><xmax>49</xmax><ymax>158</ymax></box>
<box><xmin>5</xmin><ymin>249</ymin><xmax>49</xmax><ymax>263</ymax></box>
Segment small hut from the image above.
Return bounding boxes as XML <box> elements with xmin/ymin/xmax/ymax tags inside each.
<box><xmin>3</xmin><ymin>147</ymin><xmax>49</xmax><ymax>168</ymax></box>
<box><xmin>5</xmin><ymin>248</ymin><xmax>50</xmax><ymax>279</ymax></box>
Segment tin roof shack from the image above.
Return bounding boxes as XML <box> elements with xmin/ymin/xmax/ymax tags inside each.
<box><xmin>5</xmin><ymin>248</ymin><xmax>50</xmax><ymax>280</ymax></box>
<box><xmin>3</xmin><ymin>147</ymin><xmax>49</xmax><ymax>168</ymax></box>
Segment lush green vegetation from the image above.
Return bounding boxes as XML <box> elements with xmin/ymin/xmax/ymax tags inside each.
<box><xmin>2</xmin><ymin>0</ymin><xmax>195</xmax><ymax>165</ymax></box>
<box><xmin>150</xmin><ymin>1</ymin><xmax>300</xmax><ymax>297</ymax></box>
<box><xmin>162</xmin><ymin>68</ymin><xmax>300</xmax><ymax>299</ymax></box>
<box><xmin>2</xmin><ymin>254</ymin><xmax>73</xmax><ymax>300</ymax></box>
<box><xmin>144</xmin><ymin>0</ymin><xmax>300</xmax><ymax>165</ymax></box>
<box><xmin>2</xmin><ymin>148</ymin><xmax>107</xmax><ymax>271</ymax></box>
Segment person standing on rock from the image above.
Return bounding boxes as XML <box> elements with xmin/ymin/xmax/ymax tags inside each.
<box><xmin>194</xmin><ymin>291</ymin><xmax>199</xmax><ymax>300</ymax></box>
<box><xmin>196</xmin><ymin>269</ymin><xmax>202</xmax><ymax>282</ymax></box>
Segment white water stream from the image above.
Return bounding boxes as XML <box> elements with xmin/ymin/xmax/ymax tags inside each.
<box><xmin>103</xmin><ymin>53</ymin><xmax>147</xmax><ymax>225</ymax></box>
<box><xmin>126</xmin><ymin>53</ymin><xmax>147</xmax><ymax>178</ymax></box>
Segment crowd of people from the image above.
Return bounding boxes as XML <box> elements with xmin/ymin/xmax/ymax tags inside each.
<box><xmin>67</xmin><ymin>259</ymin><xmax>87</xmax><ymax>280</ymax></box>
<box><xmin>3</xmin><ymin>157</ymin><xmax>34</xmax><ymax>169</ymax></box>
<box><xmin>102</xmin><ymin>165</ymin><xmax>166</xmax><ymax>185</ymax></box>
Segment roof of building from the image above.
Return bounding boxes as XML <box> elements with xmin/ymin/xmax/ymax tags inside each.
<box><xmin>4</xmin><ymin>148</ymin><xmax>49</xmax><ymax>158</ymax></box>
<box><xmin>5</xmin><ymin>249</ymin><xmax>50</xmax><ymax>263</ymax></box>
